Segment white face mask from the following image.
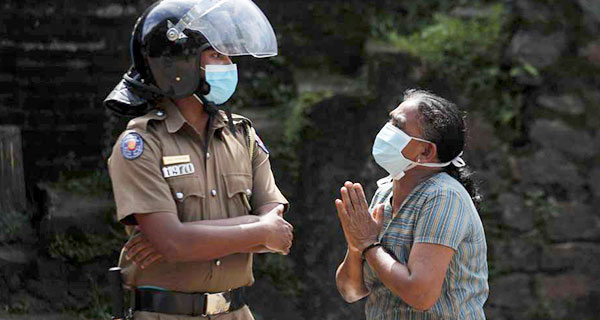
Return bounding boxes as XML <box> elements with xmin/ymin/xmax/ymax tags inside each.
<box><xmin>372</xmin><ymin>123</ymin><xmax>466</xmax><ymax>180</ymax></box>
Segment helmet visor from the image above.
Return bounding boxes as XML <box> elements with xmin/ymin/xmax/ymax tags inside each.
<box><xmin>165</xmin><ymin>0</ymin><xmax>277</xmax><ymax>57</ymax></box>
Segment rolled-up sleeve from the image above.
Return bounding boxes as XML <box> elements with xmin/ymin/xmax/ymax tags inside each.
<box><xmin>249</xmin><ymin>135</ymin><xmax>288</xmax><ymax>212</ymax></box>
<box><xmin>108</xmin><ymin>130</ymin><xmax>177</xmax><ymax>224</ymax></box>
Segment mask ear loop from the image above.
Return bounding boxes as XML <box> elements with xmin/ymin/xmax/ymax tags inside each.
<box><xmin>412</xmin><ymin>137</ymin><xmax>435</xmax><ymax>165</ymax></box>
<box><xmin>409</xmin><ymin>147</ymin><xmax>467</xmax><ymax>168</ymax></box>
<box><xmin>409</xmin><ymin>132</ymin><xmax>467</xmax><ymax>168</ymax></box>
<box><xmin>450</xmin><ymin>151</ymin><xmax>466</xmax><ymax>167</ymax></box>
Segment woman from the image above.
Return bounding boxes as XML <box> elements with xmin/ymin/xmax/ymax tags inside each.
<box><xmin>335</xmin><ymin>89</ymin><xmax>488</xmax><ymax>319</ymax></box>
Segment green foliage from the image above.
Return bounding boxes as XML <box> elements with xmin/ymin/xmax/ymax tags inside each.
<box><xmin>526</xmin><ymin>300</ymin><xmax>553</xmax><ymax>320</ymax></box>
<box><xmin>0</xmin><ymin>210</ymin><xmax>33</xmax><ymax>243</ymax></box>
<box><xmin>254</xmin><ymin>254</ymin><xmax>302</xmax><ymax>296</ymax></box>
<box><xmin>510</xmin><ymin>62</ymin><xmax>540</xmax><ymax>79</ymax></box>
<box><xmin>384</xmin><ymin>3</ymin><xmax>530</xmax><ymax>141</ymax></box>
<box><xmin>49</xmin><ymin>231</ymin><xmax>125</xmax><ymax>264</ymax></box>
<box><xmin>280</xmin><ymin>91</ymin><xmax>334</xmax><ymax>182</ymax></box>
<box><xmin>284</xmin><ymin>91</ymin><xmax>333</xmax><ymax>146</ymax></box>
<box><xmin>53</xmin><ymin>171</ymin><xmax>112</xmax><ymax>196</ymax></box>
<box><xmin>271</xmin><ymin>1</ymin><xmax>369</xmax><ymax>73</ymax></box>
<box><xmin>524</xmin><ymin>188</ymin><xmax>561</xmax><ymax>239</ymax></box>
<box><xmin>496</xmin><ymin>91</ymin><xmax>523</xmax><ymax>128</ymax></box>
<box><xmin>1</xmin><ymin>300</ymin><xmax>29</xmax><ymax>314</ymax></box>
<box><xmin>388</xmin><ymin>4</ymin><xmax>505</xmax><ymax>89</ymax></box>
<box><xmin>368</xmin><ymin>0</ymin><xmax>492</xmax><ymax>39</ymax></box>
<box><xmin>81</xmin><ymin>275</ymin><xmax>112</xmax><ymax>320</ymax></box>
<box><xmin>229</xmin><ymin>56</ymin><xmax>297</xmax><ymax>111</ymax></box>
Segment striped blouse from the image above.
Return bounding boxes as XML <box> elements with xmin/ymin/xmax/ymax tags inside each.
<box><xmin>363</xmin><ymin>172</ymin><xmax>488</xmax><ymax>320</ymax></box>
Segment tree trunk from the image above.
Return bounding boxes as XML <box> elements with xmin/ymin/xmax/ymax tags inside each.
<box><xmin>0</xmin><ymin>125</ymin><xmax>26</xmax><ymax>213</ymax></box>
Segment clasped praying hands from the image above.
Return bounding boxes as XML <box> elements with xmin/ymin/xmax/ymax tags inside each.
<box><xmin>335</xmin><ymin>181</ymin><xmax>384</xmax><ymax>253</ymax></box>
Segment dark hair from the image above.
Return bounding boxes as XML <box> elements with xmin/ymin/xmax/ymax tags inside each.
<box><xmin>403</xmin><ymin>89</ymin><xmax>482</xmax><ymax>206</ymax></box>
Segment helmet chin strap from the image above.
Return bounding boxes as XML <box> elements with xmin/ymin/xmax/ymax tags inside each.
<box><xmin>124</xmin><ymin>72</ymin><xmax>237</xmax><ymax>137</ymax></box>
<box><xmin>194</xmin><ymin>80</ymin><xmax>237</xmax><ymax>137</ymax></box>
<box><xmin>123</xmin><ymin>72</ymin><xmax>166</xmax><ymax>100</ymax></box>
<box><xmin>194</xmin><ymin>92</ymin><xmax>219</xmax><ymax>115</ymax></box>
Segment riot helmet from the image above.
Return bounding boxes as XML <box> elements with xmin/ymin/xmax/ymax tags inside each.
<box><xmin>104</xmin><ymin>0</ymin><xmax>278</xmax><ymax>116</ymax></box>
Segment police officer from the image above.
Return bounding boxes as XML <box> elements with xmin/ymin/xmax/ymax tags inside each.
<box><xmin>104</xmin><ymin>0</ymin><xmax>292</xmax><ymax>319</ymax></box>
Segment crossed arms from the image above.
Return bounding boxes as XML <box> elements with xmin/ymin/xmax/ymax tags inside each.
<box><xmin>125</xmin><ymin>202</ymin><xmax>293</xmax><ymax>268</ymax></box>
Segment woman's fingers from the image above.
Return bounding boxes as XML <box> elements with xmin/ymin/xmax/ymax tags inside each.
<box><xmin>347</xmin><ymin>184</ymin><xmax>363</xmax><ymax>216</ymax></box>
<box><xmin>372</xmin><ymin>204</ymin><xmax>384</xmax><ymax>226</ymax></box>
<box><xmin>335</xmin><ymin>198</ymin><xmax>345</xmax><ymax>214</ymax></box>
<box><xmin>335</xmin><ymin>199</ymin><xmax>349</xmax><ymax>227</ymax></box>
<box><xmin>343</xmin><ymin>181</ymin><xmax>358</xmax><ymax>212</ymax></box>
<box><xmin>375</xmin><ymin>203</ymin><xmax>385</xmax><ymax>227</ymax></box>
<box><xmin>340</xmin><ymin>187</ymin><xmax>355</xmax><ymax>216</ymax></box>
<box><xmin>336</xmin><ymin>199</ymin><xmax>356</xmax><ymax>240</ymax></box>
<box><xmin>344</xmin><ymin>181</ymin><xmax>354</xmax><ymax>189</ymax></box>
<box><xmin>353</xmin><ymin>183</ymin><xmax>370</xmax><ymax>215</ymax></box>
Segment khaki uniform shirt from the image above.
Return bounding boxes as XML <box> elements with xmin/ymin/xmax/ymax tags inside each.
<box><xmin>108</xmin><ymin>99</ymin><xmax>288</xmax><ymax>293</ymax></box>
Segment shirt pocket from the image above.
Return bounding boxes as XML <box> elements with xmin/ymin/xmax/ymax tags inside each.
<box><xmin>167</xmin><ymin>174</ymin><xmax>205</xmax><ymax>222</ymax></box>
<box><xmin>222</xmin><ymin>172</ymin><xmax>253</xmax><ymax>217</ymax></box>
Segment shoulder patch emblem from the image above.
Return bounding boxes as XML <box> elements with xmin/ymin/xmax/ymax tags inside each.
<box><xmin>255</xmin><ymin>132</ymin><xmax>269</xmax><ymax>154</ymax></box>
<box><xmin>121</xmin><ymin>132</ymin><xmax>144</xmax><ymax>160</ymax></box>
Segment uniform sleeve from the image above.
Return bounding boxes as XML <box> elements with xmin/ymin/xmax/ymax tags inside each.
<box><xmin>249</xmin><ymin>134</ymin><xmax>289</xmax><ymax>212</ymax></box>
<box><xmin>413</xmin><ymin>188</ymin><xmax>469</xmax><ymax>250</ymax></box>
<box><xmin>108</xmin><ymin>130</ymin><xmax>177</xmax><ymax>224</ymax></box>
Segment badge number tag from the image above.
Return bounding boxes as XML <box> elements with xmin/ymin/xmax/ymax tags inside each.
<box><xmin>162</xmin><ymin>163</ymin><xmax>195</xmax><ymax>178</ymax></box>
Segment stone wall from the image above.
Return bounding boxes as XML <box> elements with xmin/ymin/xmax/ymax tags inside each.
<box><xmin>0</xmin><ymin>0</ymin><xmax>140</xmax><ymax>187</ymax></box>
<box><xmin>0</xmin><ymin>1</ymin><xmax>136</xmax><ymax>316</ymax></box>
<box><xmin>286</xmin><ymin>1</ymin><xmax>600</xmax><ymax>319</ymax></box>
<box><xmin>483</xmin><ymin>1</ymin><xmax>600</xmax><ymax>318</ymax></box>
<box><xmin>1</xmin><ymin>0</ymin><xmax>599</xmax><ymax>319</ymax></box>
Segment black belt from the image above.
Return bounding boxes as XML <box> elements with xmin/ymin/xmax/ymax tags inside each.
<box><xmin>134</xmin><ymin>287</ymin><xmax>247</xmax><ymax>317</ymax></box>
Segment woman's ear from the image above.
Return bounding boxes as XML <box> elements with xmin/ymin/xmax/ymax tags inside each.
<box><xmin>419</xmin><ymin>142</ymin><xmax>438</xmax><ymax>163</ymax></box>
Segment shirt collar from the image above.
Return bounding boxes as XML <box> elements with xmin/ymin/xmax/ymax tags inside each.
<box><xmin>161</xmin><ymin>98</ymin><xmax>228</xmax><ymax>134</ymax></box>
<box><xmin>162</xmin><ymin>99</ymin><xmax>186</xmax><ymax>133</ymax></box>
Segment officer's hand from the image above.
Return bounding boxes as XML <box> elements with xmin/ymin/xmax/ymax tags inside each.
<box><xmin>246</xmin><ymin>245</ymin><xmax>276</xmax><ymax>254</ymax></box>
<box><xmin>124</xmin><ymin>232</ymin><xmax>164</xmax><ymax>269</ymax></box>
<box><xmin>260</xmin><ymin>205</ymin><xmax>293</xmax><ymax>255</ymax></box>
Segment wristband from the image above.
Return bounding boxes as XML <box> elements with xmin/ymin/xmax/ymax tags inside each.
<box><xmin>361</xmin><ymin>242</ymin><xmax>381</xmax><ymax>260</ymax></box>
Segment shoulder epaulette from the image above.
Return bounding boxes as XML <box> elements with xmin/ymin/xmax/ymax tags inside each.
<box><xmin>230</xmin><ymin>113</ymin><xmax>256</xmax><ymax>160</ymax></box>
<box><xmin>126</xmin><ymin>109</ymin><xmax>167</xmax><ymax>131</ymax></box>
<box><xmin>231</xmin><ymin>113</ymin><xmax>253</xmax><ymax>127</ymax></box>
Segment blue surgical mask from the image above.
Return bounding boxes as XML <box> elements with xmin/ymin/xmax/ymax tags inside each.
<box><xmin>202</xmin><ymin>64</ymin><xmax>238</xmax><ymax>105</ymax></box>
<box><xmin>372</xmin><ymin>123</ymin><xmax>465</xmax><ymax>180</ymax></box>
